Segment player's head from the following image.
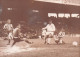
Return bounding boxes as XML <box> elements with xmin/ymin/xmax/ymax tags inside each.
<box><xmin>17</xmin><ymin>24</ymin><xmax>21</xmax><ymax>29</ymax></box>
<box><xmin>49</xmin><ymin>20</ymin><xmax>52</xmax><ymax>24</ymax></box>
<box><xmin>7</xmin><ymin>19</ymin><xmax>11</xmax><ymax>24</ymax></box>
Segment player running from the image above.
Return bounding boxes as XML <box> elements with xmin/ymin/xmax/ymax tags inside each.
<box><xmin>3</xmin><ymin>19</ymin><xmax>13</xmax><ymax>45</ymax></box>
<box><xmin>11</xmin><ymin>24</ymin><xmax>33</xmax><ymax>47</ymax></box>
<box><xmin>43</xmin><ymin>20</ymin><xmax>56</xmax><ymax>44</ymax></box>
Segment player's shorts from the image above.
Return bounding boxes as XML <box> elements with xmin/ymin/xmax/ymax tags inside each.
<box><xmin>46</xmin><ymin>32</ymin><xmax>54</xmax><ymax>38</ymax></box>
<box><xmin>8</xmin><ymin>32</ymin><xmax>13</xmax><ymax>39</ymax></box>
<box><xmin>42</xmin><ymin>33</ymin><xmax>46</xmax><ymax>37</ymax></box>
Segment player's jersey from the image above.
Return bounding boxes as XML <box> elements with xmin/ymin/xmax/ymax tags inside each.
<box><xmin>58</xmin><ymin>31</ymin><xmax>65</xmax><ymax>38</ymax></box>
<box><xmin>3</xmin><ymin>24</ymin><xmax>13</xmax><ymax>32</ymax></box>
<box><xmin>13</xmin><ymin>28</ymin><xmax>21</xmax><ymax>37</ymax></box>
<box><xmin>45</xmin><ymin>23</ymin><xmax>55</xmax><ymax>32</ymax></box>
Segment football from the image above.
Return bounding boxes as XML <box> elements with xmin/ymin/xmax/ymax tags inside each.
<box><xmin>72</xmin><ymin>41</ymin><xmax>78</xmax><ymax>46</ymax></box>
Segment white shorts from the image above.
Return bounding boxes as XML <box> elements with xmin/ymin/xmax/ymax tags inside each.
<box><xmin>8</xmin><ymin>32</ymin><xmax>13</xmax><ymax>39</ymax></box>
<box><xmin>42</xmin><ymin>33</ymin><xmax>46</xmax><ymax>36</ymax></box>
<box><xmin>46</xmin><ymin>32</ymin><xmax>54</xmax><ymax>38</ymax></box>
<box><xmin>46</xmin><ymin>32</ymin><xmax>54</xmax><ymax>35</ymax></box>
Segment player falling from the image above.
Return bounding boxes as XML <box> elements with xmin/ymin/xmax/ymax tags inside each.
<box><xmin>54</xmin><ymin>28</ymin><xmax>65</xmax><ymax>44</ymax></box>
<box><xmin>11</xmin><ymin>24</ymin><xmax>33</xmax><ymax>47</ymax></box>
<box><xmin>3</xmin><ymin>19</ymin><xmax>13</xmax><ymax>45</ymax></box>
<box><xmin>42</xmin><ymin>20</ymin><xmax>56</xmax><ymax>44</ymax></box>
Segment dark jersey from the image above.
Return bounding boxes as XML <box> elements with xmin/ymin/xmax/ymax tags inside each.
<box><xmin>13</xmin><ymin>28</ymin><xmax>21</xmax><ymax>37</ymax></box>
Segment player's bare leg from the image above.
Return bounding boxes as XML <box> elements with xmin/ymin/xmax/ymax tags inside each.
<box><xmin>47</xmin><ymin>33</ymin><xmax>53</xmax><ymax>44</ymax></box>
<box><xmin>7</xmin><ymin>39</ymin><xmax>11</xmax><ymax>45</ymax></box>
<box><xmin>7</xmin><ymin>32</ymin><xmax>13</xmax><ymax>45</ymax></box>
<box><xmin>44</xmin><ymin>35</ymin><xmax>49</xmax><ymax>44</ymax></box>
<box><xmin>54</xmin><ymin>35</ymin><xmax>59</xmax><ymax>44</ymax></box>
<box><xmin>44</xmin><ymin>35</ymin><xmax>51</xmax><ymax>44</ymax></box>
<box><xmin>47</xmin><ymin>38</ymin><xmax>51</xmax><ymax>44</ymax></box>
<box><xmin>44</xmin><ymin>37</ymin><xmax>47</xmax><ymax>44</ymax></box>
<box><xmin>59</xmin><ymin>38</ymin><xmax>65</xmax><ymax>44</ymax></box>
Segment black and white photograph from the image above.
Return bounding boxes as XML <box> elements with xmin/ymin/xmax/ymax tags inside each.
<box><xmin>0</xmin><ymin>0</ymin><xmax>80</xmax><ymax>57</ymax></box>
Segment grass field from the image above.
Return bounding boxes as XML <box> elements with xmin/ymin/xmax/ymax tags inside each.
<box><xmin>0</xmin><ymin>36</ymin><xmax>80</xmax><ymax>57</ymax></box>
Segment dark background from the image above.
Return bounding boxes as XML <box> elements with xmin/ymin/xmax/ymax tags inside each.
<box><xmin>0</xmin><ymin>0</ymin><xmax>80</xmax><ymax>34</ymax></box>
